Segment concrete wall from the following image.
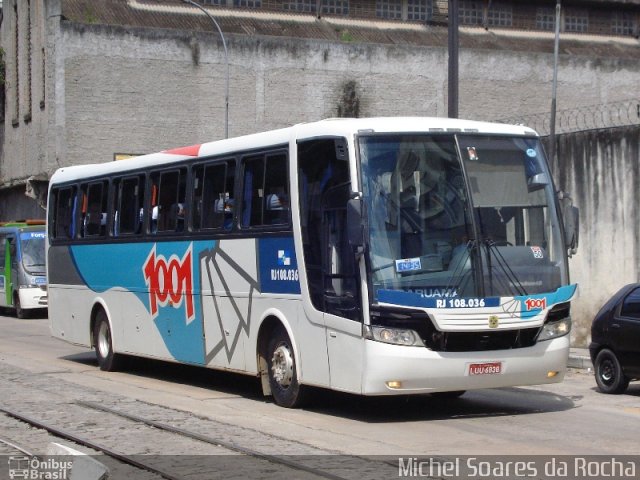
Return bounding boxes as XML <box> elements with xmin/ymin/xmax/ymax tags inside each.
<box><xmin>1</xmin><ymin>11</ymin><xmax>640</xmax><ymax>345</ymax></box>
<box><xmin>52</xmin><ymin>23</ymin><xmax>640</xmax><ymax>170</ymax></box>
<box><xmin>555</xmin><ymin>126</ymin><xmax>640</xmax><ymax>346</ymax></box>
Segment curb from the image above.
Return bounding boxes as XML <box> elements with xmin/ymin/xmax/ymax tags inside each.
<box><xmin>568</xmin><ymin>349</ymin><xmax>592</xmax><ymax>370</ymax></box>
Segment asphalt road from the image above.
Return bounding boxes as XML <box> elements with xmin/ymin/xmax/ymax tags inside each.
<box><xmin>0</xmin><ymin>312</ymin><xmax>638</xmax><ymax>459</ymax></box>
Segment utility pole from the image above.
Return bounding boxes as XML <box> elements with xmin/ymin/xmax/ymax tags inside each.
<box><xmin>448</xmin><ymin>0</ymin><xmax>459</xmax><ymax>119</ymax></box>
<box><xmin>182</xmin><ymin>0</ymin><xmax>230</xmax><ymax>139</ymax></box>
<box><xmin>549</xmin><ymin>0</ymin><xmax>561</xmax><ymax>175</ymax></box>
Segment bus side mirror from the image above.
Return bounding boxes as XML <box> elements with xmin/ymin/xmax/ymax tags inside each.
<box><xmin>560</xmin><ymin>194</ymin><xmax>579</xmax><ymax>256</ymax></box>
<box><xmin>347</xmin><ymin>197</ymin><xmax>364</xmax><ymax>249</ymax></box>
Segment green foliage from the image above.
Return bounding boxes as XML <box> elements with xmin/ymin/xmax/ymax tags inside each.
<box><xmin>339</xmin><ymin>30</ymin><xmax>354</xmax><ymax>42</ymax></box>
<box><xmin>83</xmin><ymin>7</ymin><xmax>99</xmax><ymax>24</ymax></box>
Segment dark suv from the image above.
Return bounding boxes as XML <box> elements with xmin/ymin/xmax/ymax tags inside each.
<box><xmin>590</xmin><ymin>284</ymin><xmax>640</xmax><ymax>394</ymax></box>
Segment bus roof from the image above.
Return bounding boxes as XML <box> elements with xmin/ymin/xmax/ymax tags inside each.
<box><xmin>0</xmin><ymin>220</ymin><xmax>46</xmax><ymax>227</ymax></box>
<box><xmin>49</xmin><ymin>117</ymin><xmax>538</xmax><ymax>185</ymax></box>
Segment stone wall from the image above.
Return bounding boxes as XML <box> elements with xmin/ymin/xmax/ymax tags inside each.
<box><xmin>554</xmin><ymin>126</ymin><xmax>640</xmax><ymax>346</ymax></box>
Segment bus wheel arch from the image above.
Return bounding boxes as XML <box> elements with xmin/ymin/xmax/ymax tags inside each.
<box><xmin>13</xmin><ymin>291</ymin><xmax>26</xmax><ymax>319</ymax></box>
<box><xmin>257</xmin><ymin>316</ymin><xmax>307</xmax><ymax>408</ymax></box>
<box><xmin>91</xmin><ymin>304</ymin><xmax>122</xmax><ymax>372</ymax></box>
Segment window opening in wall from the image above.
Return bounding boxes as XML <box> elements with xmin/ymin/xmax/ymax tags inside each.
<box><xmin>202</xmin><ymin>0</ymin><xmax>225</xmax><ymax>5</ymax></box>
<box><xmin>13</xmin><ymin>1</ymin><xmax>20</xmax><ymax>126</ymax></box>
<box><xmin>612</xmin><ymin>11</ymin><xmax>637</xmax><ymax>36</ymax></box>
<box><xmin>486</xmin><ymin>2</ymin><xmax>512</xmax><ymax>27</ymax></box>
<box><xmin>536</xmin><ymin>7</ymin><xmax>555</xmax><ymax>31</ymax></box>
<box><xmin>25</xmin><ymin>0</ymin><xmax>32</xmax><ymax>123</ymax></box>
<box><xmin>407</xmin><ymin>0</ymin><xmax>432</xmax><ymax>22</ymax></box>
<box><xmin>322</xmin><ymin>0</ymin><xmax>349</xmax><ymax>15</ymax></box>
<box><xmin>459</xmin><ymin>0</ymin><xmax>483</xmax><ymax>26</ymax></box>
<box><xmin>40</xmin><ymin>48</ymin><xmax>45</xmax><ymax>110</ymax></box>
<box><xmin>283</xmin><ymin>0</ymin><xmax>316</xmax><ymax>12</ymax></box>
<box><xmin>376</xmin><ymin>0</ymin><xmax>402</xmax><ymax>20</ymax></box>
<box><xmin>565</xmin><ymin>9</ymin><xmax>589</xmax><ymax>32</ymax></box>
<box><xmin>234</xmin><ymin>0</ymin><xmax>262</xmax><ymax>7</ymax></box>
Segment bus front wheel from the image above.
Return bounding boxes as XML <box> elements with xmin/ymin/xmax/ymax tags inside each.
<box><xmin>13</xmin><ymin>292</ymin><xmax>26</xmax><ymax>319</ymax></box>
<box><xmin>93</xmin><ymin>310</ymin><xmax>122</xmax><ymax>372</ymax></box>
<box><xmin>267</xmin><ymin>327</ymin><xmax>306</xmax><ymax>408</ymax></box>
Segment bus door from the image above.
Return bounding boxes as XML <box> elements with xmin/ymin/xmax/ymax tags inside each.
<box><xmin>0</xmin><ymin>234</ymin><xmax>16</xmax><ymax>307</ymax></box>
<box><xmin>298</xmin><ymin>138</ymin><xmax>364</xmax><ymax>391</ymax></box>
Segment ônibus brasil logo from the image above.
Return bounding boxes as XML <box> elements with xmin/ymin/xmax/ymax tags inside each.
<box><xmin>143</xmin><ymin>244</ymin><xmax>195</xmax><ymax>323</ymax></box>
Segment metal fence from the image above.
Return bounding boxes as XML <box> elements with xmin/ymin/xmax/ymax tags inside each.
<box><xmin>494</xmin><ymin>99</ymin><xmax>640</xmax><ymax>136</ymax></box>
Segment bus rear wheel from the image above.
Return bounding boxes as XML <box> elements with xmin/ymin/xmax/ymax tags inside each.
<box><xmin>93</xmin><ymin>310</ymin><xmax>122</xmax><ymax>372</ymax></box>
<box><xmin>267</xmin><ymin>327</ymin><xmax>306</xmax><ymax>408</ymax></box>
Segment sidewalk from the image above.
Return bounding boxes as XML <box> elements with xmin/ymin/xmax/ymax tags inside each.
<box><xmin>568</xmin><ymin>347</ymin><xmax>592</xmax><ymax>369</ymax></box>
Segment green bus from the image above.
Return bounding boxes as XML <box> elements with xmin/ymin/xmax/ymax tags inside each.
<box><xmin>0</xmin><ymin>220</ymin><xmax>48</xmax><ymax>318</ymax></box>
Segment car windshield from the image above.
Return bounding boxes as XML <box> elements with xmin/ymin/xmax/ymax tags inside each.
<box><xmin>359</xmin><ymin>133</ymin><xmax>568</xmax><ymax>301</ymax></box>
<box><xmin>20</xmin><ymin>231</ymin><xmax>46</xmax><ymax>273</ymax></box>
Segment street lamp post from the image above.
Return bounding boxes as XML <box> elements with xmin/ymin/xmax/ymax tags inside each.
<box><xmin>182</xmin><ymin>0</ymin><xmax>230</xmax><ymax>139</ymax></box>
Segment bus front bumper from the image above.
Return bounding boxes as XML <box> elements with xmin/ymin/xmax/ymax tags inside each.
<box><xmin>362</xmin><ymin>336</ymin><xmax>569</xmax><ymax>395</ymax></box>
<box><xmin>18</xmin><ymin>288</ymin><xmax>48</xmax><ymax>309</ymax></box>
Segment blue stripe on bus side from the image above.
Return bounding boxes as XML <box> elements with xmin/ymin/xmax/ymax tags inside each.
<box><xmin>70</xmin><ymin>240</ymin><xmax>215</xmax><ymax>365</ymax></box>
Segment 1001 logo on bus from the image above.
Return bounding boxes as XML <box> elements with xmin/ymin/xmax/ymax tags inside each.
<box><xmin>524</xmin><ymin>297</ymin><xmax>547</xmax><ymax>311</ymax></box>
<box><xmin>143</xmin><ymin>244</ymin><xmax>195</xmax><ymax>323</ymax></box>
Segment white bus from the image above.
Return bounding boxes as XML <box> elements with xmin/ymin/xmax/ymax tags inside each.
<box><xmin>47</xmin><ymin>118</ymin><xmax>578</xmax><ymax>407</ymax></box>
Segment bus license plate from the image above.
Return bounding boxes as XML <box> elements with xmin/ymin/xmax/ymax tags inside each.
<box><xmin>468</xmin><ymin>362</ymin><xmax>502</xmax><ymax>375</ymax></box>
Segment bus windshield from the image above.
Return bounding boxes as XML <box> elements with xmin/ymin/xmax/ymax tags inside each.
<box><xmin>20</xmin><ymin>231</ymin><xmax>47</xmax><ymax>274</ymax></box>
<box><xmin>359</xmin><ymin>133</ymin><xmax>568</xmax><ymax>301</ymax></box>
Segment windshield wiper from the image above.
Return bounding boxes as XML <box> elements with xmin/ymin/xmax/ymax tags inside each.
<box><xmin>483</xmin><ymin>238</ymin><xmax>527</xmax><ymax>297</ymax></box>
<box><xmin>442</xmin><ymin>240</ymin><xmax>475</xmax><ymax>296</ymax></box>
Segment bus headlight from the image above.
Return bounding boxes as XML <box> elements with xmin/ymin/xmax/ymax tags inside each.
<box><xmin>537</xmin><ymin>317</ymin><xmax>571</xmax><ymax>342</ymax></box>
<box><xmin>364</xmin><ymin>325</ymin><xmax>424</xmax><ymax>347</ymax></box>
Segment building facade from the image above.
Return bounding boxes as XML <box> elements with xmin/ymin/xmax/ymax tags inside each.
<box><xmin>0</xmin><ymin>0</ymin><xmax>639</xmax><ymax>344</ymax></box>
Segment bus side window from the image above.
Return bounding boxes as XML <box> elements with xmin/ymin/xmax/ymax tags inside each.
<box><xmin>113</xmin><ymin>176</ymin><xmax>145</xmax><ymax>236</ymax></box>
<box><xmin>82</xmin><ymin>181</ymin><xmax>108</xmax><ymax>238</ymax></box>
<box><xmin>53</xmin><ymin>186</ymin><xmax>78</xmax><ymax>240</ymax></box>
<box><xmin>196</xmin><ymin>161</ymin><xmax>235</xmax><ymax>231</ymax></box>
<box><xmin>152</xmin><ymin>169</ymin><xmax>186</xmax><ymax>234</ymax></box>
<box><xmin>241</xmin><ymin>153</ymin><xmax>288</xmax><ymax>228</ymax></box>
<box><xmin>264</xmin><ymin>154</ymin><xmax>289</xmax><ymax>225</ymax></box>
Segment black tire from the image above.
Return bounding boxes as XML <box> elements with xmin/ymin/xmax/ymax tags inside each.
<box><xmin>594</xmin><ymin>348</ymin><xmax>629</xmax><ymax>394</ymax></box>
<box><xmin>93</xmin><ymin>310</ymin><xmax>122</xmax><ymax>372</ymax></box>
<box><xmin>431</xmin><ymin>390</ymin><xmax>466</xmax><ymax>399</ymax></box>
<box><xmin>267</xmin><ymin>326</ymin><xmax>306</xmax><ymax>408</ymax></box>
<box><xmin>14</xmin><ymin>293</ymin><xmax>27</xmax><ymax>319</ymax></box>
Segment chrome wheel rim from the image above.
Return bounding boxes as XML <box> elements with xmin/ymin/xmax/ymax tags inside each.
<box><xmin>97</xmin><ymin>322</ymin><xmax>111</xmax><ymax>359</ymax></box>
<box><xmin>271</xmin><ymin>343</ymin><xmax>294</xmax><ymax>388</ymax></box>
